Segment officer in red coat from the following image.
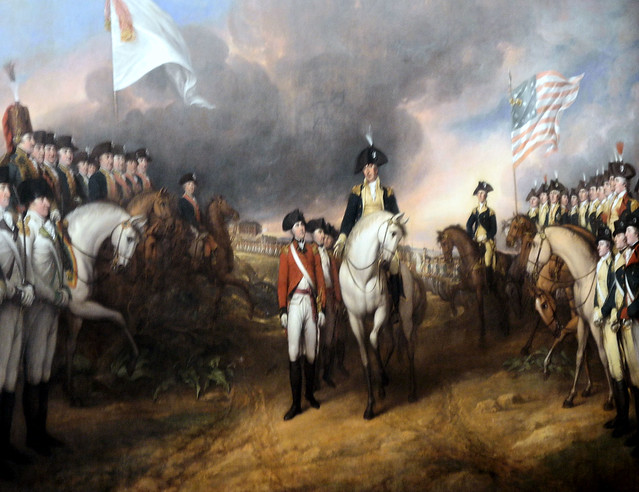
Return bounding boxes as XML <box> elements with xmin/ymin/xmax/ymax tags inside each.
<box><xmin>278</xmin><ymin>209</ymin><xmax>326</xmax><ymax>421</ymax></box>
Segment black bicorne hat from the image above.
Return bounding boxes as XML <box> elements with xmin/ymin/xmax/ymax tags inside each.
<box><xmin>111</xmin><ymin>143</ymin><xmax>125</xmax><ymax>156</ymax></box>
<box><xmin>45</xmin><ymin>132</ymin><xmax>56</xmax><ymax>147</ymax></box>
<box><xmin>306</xmin><ymin>218</ymin><xmax>327</xmax><ymax>234</ymax></box>
<box><xmin>179</xmin><ymin>172</ymin><xmax>197</xmax><ymax>186</ymax></box>
<box><xmin>595</xmin><ymin>223</ymin><xmax>612</xmax><ymax>243</ymax></box>
<box><xmin>282</xmin><ymin>209</ymin><xmax>306</xmax><ymax>231</ymax></box>
<box><xmin>56</xmin><ymin>135</ymin><xmax>77</xmax><ymax>151</ymax></box>
<box><xmin>354</xmin><ymin>145</ymin><xmax>388</xmax><ymax>174</ymax></box>
<box><xmin>472</xmin><ymin>181</ymin><xmax>493</xmax><ymax>195</ymax></box>
<box><xmin>613</xmin><ymin>218</ymin><xmax>627</xmax><ymax>237</ymax></box>
<box><xmin>326</xmin><ymin>222</ymin><xmax>339</xmax><ymax>240</ymax></box>
<box><xmin>72</xmin><ymin>151</ymin><xmax>89</xmax><ymax>165</ymax></box>
<box><xmin>135</xmin><ymin>148</ymin><xmax>152</xmax><ymax>161</ymax></box>
<box><xmin>90</xmin><ymin>141</ymin><xmax>113</xmax><ymax>162</ymax></box>
<box><xmin>548</xmin><ymin>178</ymin><xmax>565</xmax><ymax>194</ymax></box>
<box><xmin>18</xmin><ymin>178</ymin><xmax>52</xmax><ymax>206</ymax></box>
<box><xmin>525</xmin><ymin>187</ymin><xmax>538</xmax><ymax>201</ymax></box>
<box><xmin>32</xmin><ymin>130</ymin><xmax>47</xmax><ymax>145</ymax></box>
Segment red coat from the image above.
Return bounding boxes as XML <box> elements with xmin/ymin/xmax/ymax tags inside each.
<box><xmin>278</xmin><ymin>241</ymin><xmax>326</xmax><ymax>314</ymax></box>
<box><xmin>326</xmin><ymin>250</ymin><xmax>342</xmax><ymax>304</ymax></box>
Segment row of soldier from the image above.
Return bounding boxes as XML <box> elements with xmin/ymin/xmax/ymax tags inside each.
<box><xmin>3</xmin><ymin>128</ymin><xmax>155</xmax><ymax>218</ymax></box>
<box><xmin>525</xmin><ymin>152</ymin><xmax>637</xmax><ymax>233</ymax></box>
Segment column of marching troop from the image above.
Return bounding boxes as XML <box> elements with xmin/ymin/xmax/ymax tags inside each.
<box><xmin>525</xmin><ymin>143</ymin><xmax>639</xmax><ymax>457</ymax></box>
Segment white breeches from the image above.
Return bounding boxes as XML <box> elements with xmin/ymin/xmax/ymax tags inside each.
<box><xmin>23</xmin><ymin>302</ymin><xmax>59</xmax><ymax>385</ymax></box>
<box><xmin>0</xmin><ymin>303</ymin><xmax>23</xmax><ymax>391</ymax></box>
<box><xmin>287</xmin><ymin>293</ymin><xmax>317</xmax><ymax>363</ymax></box>
<box><xmin>621</xmin><ymin>320</ymin><xmax>639</xmax><ymax>387</ymax></box>
<box><xmin>602</xmin><ymin>318</ymin><xmax>624</xmax><ymax>382</ymax></box>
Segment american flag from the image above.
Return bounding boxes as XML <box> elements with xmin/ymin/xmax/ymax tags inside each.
<box><xmin>510</xmin><ymin>71</ymin><xmax>584</xmax><ymax>168</ymax></box>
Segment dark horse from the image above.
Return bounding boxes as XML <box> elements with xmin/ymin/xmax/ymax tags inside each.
<box><xmin>437</xmin><ymin>225</ymin><xmax>509</xmax><ymax>341</ymax></box>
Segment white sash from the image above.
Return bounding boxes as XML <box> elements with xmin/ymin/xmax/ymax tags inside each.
<box><xmin>290</xmin><ymin>244</ymin><xmax>315</xmax><ymax>293</ymax></box>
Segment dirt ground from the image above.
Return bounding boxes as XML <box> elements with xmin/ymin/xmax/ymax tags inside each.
<box><xmin>4</xmin><ymin>261</ymin><xmax>639</xmax><ymax>491</ymax></box>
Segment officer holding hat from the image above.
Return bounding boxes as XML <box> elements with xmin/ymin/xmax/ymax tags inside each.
<box><xmin>466</xmin><ymin>181</ymin><xmax>497</xmax><ymax>288</ymax></box>
<box><xmin>278</xmin><ymin>209</ymin><xmax>326</xmax><ymax>421</ymax></box>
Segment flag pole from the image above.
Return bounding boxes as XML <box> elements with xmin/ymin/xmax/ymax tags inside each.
<box><xmin>509</xmin><ymin>70</ymin><xmax>519</xmax><ymax>215</ymax></box>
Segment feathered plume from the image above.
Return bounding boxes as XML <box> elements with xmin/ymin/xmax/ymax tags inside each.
<box><xmin>554</xmin><ymin>170</ymin><xmax>558</xmax><ymax>179</ymax></box>
<box><xmin>544</xmin><ymin>174</ymin><xmax>547</xmax><ymax>184</ymax></box>
<box><xmin>533</xmin><ymin>179</ymin><xmax>538</xmax><ymax>188</ymax></box>
<box><xmin>365</xmin><ymin>124</ymin><xmax>373</xmax><ymax>147</ymax></box>
<box><xmin>3</xmin><ymin>61</ymin><xmax>19</xmax><ymax>101</ymax></box>
<box><xmin>582</xmin><ymin>172</ymin><xmax>586</xmax><ymax>182</ymax></box>
<box><xmin>615</xmin><ymin>141</ymin><xmax>624</xmax><ymax>162</ymax></box>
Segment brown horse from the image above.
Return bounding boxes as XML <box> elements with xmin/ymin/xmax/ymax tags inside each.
<box><xmin>437</xmin><ymin>225</ymin><xmax>509</xmax><ymax>341</ymax></box>
<box><xmin>203</xmin><ymin>196</ymin><xmax>254</xmax><ymax>316</ymax></box>
<box><xmin>126</xmin><ymin>188</ymin><xmax>178</xmax><ymax>277</ymax></box>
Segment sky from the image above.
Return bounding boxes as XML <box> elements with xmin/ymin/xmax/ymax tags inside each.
<box><xmin>0</xmin><ymin>0</ymin><xmax>637</xmax><ymax>250</ymax></box>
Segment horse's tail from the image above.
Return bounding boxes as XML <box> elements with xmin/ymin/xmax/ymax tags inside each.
<box><xmin>411</xmin><ymin>271</ymin><xmax>428</xmax><ymax>327</ymax></box>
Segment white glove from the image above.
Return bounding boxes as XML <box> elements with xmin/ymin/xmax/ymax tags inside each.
<box><xmin>332</xmin><ymin>233</ymin><xmax>347</xmax><ymax>260</ymax></box>
<box><xmin>318</xmin><ymin>312</ymin><xmax>326</xmax><ymax>328</ymax></box>
<box><xmin>280</xmin><ymin>313</ymin><xmax>288</xmax><ymax>329</ymax></box>
<box><xmin>20</xmin><ymin>284</ymin><xmax>34</xmax><ymax>307</ymax></box>
<box><xmin>49</xmin><ymin>209</ymin><xmax>61</xmax><ymax>223</ymax></box>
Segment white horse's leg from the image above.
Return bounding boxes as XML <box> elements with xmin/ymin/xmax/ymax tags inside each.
<box><xmin>564</xmin><ymin>317</ymin><xmax>588</xmax><ymax>408</ymax></box>
<box><xmin>589</xmin><ymin>320</ymin><xmax>615</xmax><ymax>410</ymax></box>
<box><xmin>347</xmin><ymin>311</ymin><xmax>375</xmax><ymax>420</ymax></box>
<box><xmin>69</xmin><ymin>300</ymin><xmax>139</xmax><ymax>363</ymax></box>
<box><xmin>371</xmin><ymin>307</ymin><xmax>389</xmax><ymax>399</ymax></box>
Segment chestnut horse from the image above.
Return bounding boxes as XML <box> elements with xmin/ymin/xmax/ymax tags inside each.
<box><xmin>437</xmin><ymin>225</ymin><xmax>509</xmax><ymax>341</ymax></box>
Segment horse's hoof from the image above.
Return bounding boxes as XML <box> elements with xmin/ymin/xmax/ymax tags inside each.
<box><xmin>562</xmin><ymin>399</ymin><xmax>574</xmax><ymax>408</ymax></box>
<box><xmin>363</xmin><ymin>408</ymin><xmax>375</xmax><ymax>420</ymax></box>
<box><xmin>581</xmin><ymin>388</ymin><xmax>592</xmax><ymax>398</ymax></box>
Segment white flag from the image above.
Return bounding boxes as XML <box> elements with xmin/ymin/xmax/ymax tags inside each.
<box><xmin>109</xmin><ymin>0</ymin><xmax>214</xmax><ymax>109</ymax></box>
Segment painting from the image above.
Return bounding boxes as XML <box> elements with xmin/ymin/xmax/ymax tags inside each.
<box><xmin>0</xmin><ymin>0</ymin><xmax>638</xmax><ymax>490</ymax></box>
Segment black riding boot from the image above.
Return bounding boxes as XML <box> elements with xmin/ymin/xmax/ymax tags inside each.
<box><xmin>0</xmin><ymin>391</ymin><xmax>30</xmax><ymax>465</ymax></box>
<box><xmin>322</xmin><ymin>347</ymin><xmax>336</xmax><ymax>388</ymax></box>
<box><xmin>23</xmin><ymin>383</ymin><xmax>49</xmax><ymax>456</ymax></box>
<box><xmin>283</xmin><ymin>360</ymin><xmax>302</xmax><ymax>421</ymax></box>
<box><xmin>304</xmin><ymin>359</ymin><xmax>320</xmax><ymax>409</ymax></box>
<box><xmin>609</xmin><ymin>380</ymin><xmax>632</xmax><ymax>437</ymax></box>
<box><xmin>37</xmin><ymin>383</ymin><xmax>63</xmax><ymax>448</ymax></box>
<box><xmin>389</xmin><ymin>273</ymin><xmax>404</xmax><ymax>324</ymax></box>
<box><xmin>336</xmin><ymin>341</ymin><xmax>349</xmax><ymax>377</ymax></box>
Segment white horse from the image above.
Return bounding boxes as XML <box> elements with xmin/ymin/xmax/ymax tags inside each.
<box><xmin>63</xmin><ymin>202</ymin><xmax>146</xmax><ymax>398</ymax></box>
<box><xmin>340</xmin><ymin>210</ymin><xmax>419</xmax><ymax>420</ymax></box>
<box><xmin>526</xmin><ymin>226</ymin><xmax>614</xmax><ymax>409</ymax></box>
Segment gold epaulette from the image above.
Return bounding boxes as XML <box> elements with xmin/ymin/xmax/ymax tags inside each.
<box><xmin>630</xmin><ymin>199</ymin><xmax>639</xmax><ymax>213</ymax></box>
<box><xmin>351</xmin><ymin>184</ymin><xmax>362</xmax><ymax>196</ymax></box>
<box><xmin>489</xmin><ymin>208</ymin><xmax>495</xmax><ymax>216</ymax></box>
<box><xmin>17</xmin><ymin>216</ymin><xmax>30</xmax><ymax>237</ymax></box>
<box><xmin>310</xmin><ymin>243</ymin><xmax>319</xmax><ymax>254</ymax></box>
<box><xmin>386</xmin><ymin>186</ymin><xmax>394</xmax><ymax>196</ymax></box>
<box><xmin>281</xmin><ymin>244</ymin><xmax>290</xmax><ymax>255</ymax></box>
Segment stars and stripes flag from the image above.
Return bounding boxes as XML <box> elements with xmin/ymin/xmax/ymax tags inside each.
<box><xmin>510</xmin><ymin>71</ymin><xmax>583</xmax><ymax>168</ymax></box>
<box><xmin>106</xmin><ymin>0</ymin><xmax>214</xmax><ymax>109</ymax></box>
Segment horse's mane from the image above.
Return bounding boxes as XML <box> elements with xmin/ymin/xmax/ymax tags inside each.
<box><xmin>65</xmin><ymin>202</ymin><xmax>127</xmax><ymax>224</ymax></box>
<box><xmin>348</xmin><ymin>211</ymin><xmax>395</xmax><ymax>246</ymax></box>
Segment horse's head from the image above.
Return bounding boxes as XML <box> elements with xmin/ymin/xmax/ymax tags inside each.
<box><xmin>378</xmin><ymin>213</ymin><xmax>408</xmax><ymax>263</ymax></box>
<box><xmin>152</xmin><ymin>188</ymin><xmax>173</xmax><ymax>220</ymax></box>
<box><xmin>111</xmin><ymin>214</ymin><xmax>148</xmax><ymax>270</ymax></box>
<box><xmin>437</xmin><ymin>229</ymin><xmax>454</xmax><ymax>263</ymax></box>
<box><xmin>506</xmin><ymin>215</ymin><xmax>534</xmax><ymax>248</ymax></box>
<box><xmin>526</xmin><ymin>231</ymin><xmax>551</xmax><ymax>278</ymax></box>
<box><xmin>208</xmin><ymin>195</ymin><xmax>239</xmax><ymax>222</ymax></box>
<box><xmin>534</xmin><ymin>289</ymin><xmax>562</xmax><ymax>337</ymax></box>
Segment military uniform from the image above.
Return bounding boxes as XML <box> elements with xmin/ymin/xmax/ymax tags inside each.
<box><xmin>18</xmin><ymin>178</ymin><xmax>69</xmax><ymax>456</ymax></box>
<box><xmin>278</xmin><ymin>210</ymin><xmax>326</xmax><ymax>421</ymax></box>
<box><xmin>466</xmin><ymin>181</ymin><xmax>497</xmax><ymax>274</ymax></box>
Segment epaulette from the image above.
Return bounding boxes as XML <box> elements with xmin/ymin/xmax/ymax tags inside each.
<box><xmin>17</xmin><ymin>216</ymin><xmax>30</xmax><ymax>237</ymax></box>
<box><xmin>386</xmin><ymin>186</ymin><xmax>394</xmax><ymax>196</ymax></box>
<box><xmin>489</xmin><ymin>208</ymin><xmax>495</xmax><ymax>216</ymax></box>
<box><xmin>351</xmin><ymin>184</ymin><xmax>362</xmax><ymax>196</ymax></box>
<box><xmin>281</xmin><ymin>244</ymin><xmax>290</xmax><ymax>255</ymax></box>
<box><xmin>310</xmin><ymin>243</ymin><xmax>319</xmax><ymax>254</ymax></box>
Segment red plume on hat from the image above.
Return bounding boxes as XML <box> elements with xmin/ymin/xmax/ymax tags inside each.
<box><xmin>2</xmin><ymin>62</ymin><xmax>32</xmax><ymax>154</ymax></box>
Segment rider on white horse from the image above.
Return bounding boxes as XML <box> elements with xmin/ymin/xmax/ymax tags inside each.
<box><xmin>278</xmin><ymin>209</ymin><xmax>326</xmax><ymax>421</ymax></box>
<box><xmin>333</xmin><ymin>137</ymin><xmax>402</xmax><ymax>321</ymax></box>
<box><xmin>307</xmin><ymin>217</ymin><xmax>342</xmax><ymax>388</ymax></box>
<box><xmin>0</xmin><ymin>168</ymin><xmax>35</xmax><ymax>477</ymax></box>
<box><xmin>19</xmin><ymin>178</ymin><xmax>70</xmax><ymax>456</ymax></box>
